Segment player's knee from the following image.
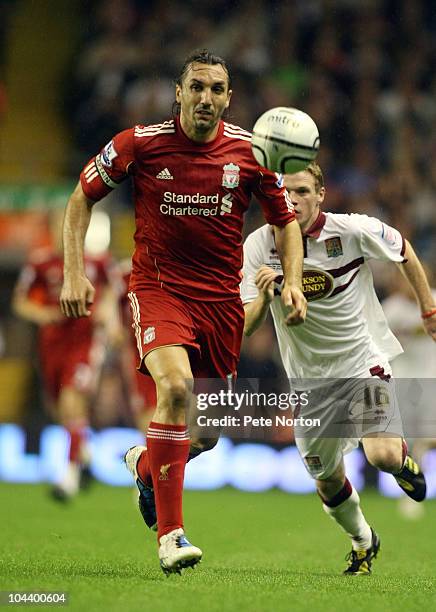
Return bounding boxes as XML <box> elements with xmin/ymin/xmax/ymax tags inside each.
<box><xmin>57</xmin><ymin>388</ymin><xmax>87</xmax><ymax>425</ymax></box>
<box><xmin>366</xmin><ymin>446</ymin><xmax>402</xmax><ymax>473</ymax></box>
<box><xmin>156</xmin><ymin>373</ymin><xmax>193</xmax><ymax>410</ymax></box>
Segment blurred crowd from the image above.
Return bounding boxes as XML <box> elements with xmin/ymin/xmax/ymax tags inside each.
<box><xmin>65</xmin><ymin>0</ymin><xmax>436</xmax><ymax>267</ymax></box>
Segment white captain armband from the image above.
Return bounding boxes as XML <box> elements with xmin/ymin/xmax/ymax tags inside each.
<box><xmin>95</xmin><ymin>155</ymin><xmax>120</xmax><ymax>189</ymax></box>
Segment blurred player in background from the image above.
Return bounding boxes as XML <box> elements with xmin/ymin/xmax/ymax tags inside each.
<box><xmin>60</xmin><ymin>49</ymin><xmax>306</xmax><ymax>574</ymax></box>
<box><xmin>382</xmin><ymin>267</ymin><xmax>436</xmax><ymax>518</ymax></box>
<box><xmin>13</xmin><ymin>210</ymin><xmax>120</xmax><ymax>501</ymax></box>
<box><xmin>241</xmin><ymin>162</ymin><xmax>436</xmax><ymax>575</ymax></box>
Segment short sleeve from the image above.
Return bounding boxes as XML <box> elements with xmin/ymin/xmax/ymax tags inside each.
<box><xmin>80</xmin><ymin>128</ymin><xmax>136</xmax><ymax>202</ymax></box>
<box><xmin>240</xmin><ymin>232</ymin><xmax>265</xmax><ymax>304</ymax></box>
<box><xmin>252</xmin><ymin>170</ymin><xmax>295</xmax><ymax>227</ymax></box>
<box><xmin>354</xmin><ymin>214</ymin><xmax>406</xmax><ymax>263</ymax></box>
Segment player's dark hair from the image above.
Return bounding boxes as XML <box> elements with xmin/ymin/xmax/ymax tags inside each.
<box><xmin>172</xmin><ymin>49</ymin><xmax>232</xmax><ymax>116</ymax></box>
<box><xmin>177</xmin><ymin>49</ymin><xmax>232</xmax><ymax>88</ymax></box>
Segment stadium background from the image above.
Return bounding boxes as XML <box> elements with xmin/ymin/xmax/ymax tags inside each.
<box><xmin>0</xmin><ymin>0</ymin><xmax>435</xmax><ymax>493</ymax></box>
<box><xmin>1</xmin><ymin>2</ymin><xmax>436</xmax><ymax>609</ymax></box>
<box><xmin>0</xmin><ymin>0</ymin><xmax>436</xmax><ymax>492</ymax></box>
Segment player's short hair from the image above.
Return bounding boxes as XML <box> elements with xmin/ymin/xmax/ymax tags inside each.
<box><xmin>176</xmin><ymin>49</ymin><xmax>232</xmax><ymax>89</ymax></box>
<box><xmin>305</xmin><ymin>162</ymin><xmax>324</xmax><ymax>192</ymax></box>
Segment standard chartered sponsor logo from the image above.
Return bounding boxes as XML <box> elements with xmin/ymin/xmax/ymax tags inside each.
<box><xmin>220</xmin><ymin>193</ymin><xmax>233</xmax><ymax>215</ymax></box>
<box><xmin>160</xmin><ymin>192</ymin><xmax>233</xmax><ymax>216</ymax></box>
<box><xmin>163</xmin><ymin>192</ymin><xmax>219</xmax><ymax>204</ymax></box>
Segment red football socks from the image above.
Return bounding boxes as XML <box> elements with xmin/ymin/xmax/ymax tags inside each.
<box><xmin>68</xmin><ymin>428</ymin><xmax>86</xmax><ymax>463</ymax></box>
<box><xmin>137</xmin><ymin>447</ymin><xmax>153</xmax><ymax>487</ymax></box>
<box><xmin>146</xmin><ymin>422</ymin><xmax>190</xmax><ymax>539</ymax></box>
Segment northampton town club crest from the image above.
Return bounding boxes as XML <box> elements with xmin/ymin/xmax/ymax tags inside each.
<box><xmin>325</xmin><ymin>237</ymin><xmax>343</xmax><ymax>258</ymax></box>
<box><xmin>222</xmin><ymin>163</ymin><xmax>240</xmax><ymax>188</ymax></box>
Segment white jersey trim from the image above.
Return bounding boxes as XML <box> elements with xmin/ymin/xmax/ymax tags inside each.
<box><xmin>134</xmin><ymin>121</ymin><xmax>175</xmax><ymax>138</ymax></box>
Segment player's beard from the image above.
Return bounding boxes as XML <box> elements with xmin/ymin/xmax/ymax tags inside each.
<box><xmin>194</xmin><ymin>117</ymin><xmax>218</xmax><ymax>134</ymax></box>
<box><xmin>193</xmin><ymin>109</ymin><xmax>219</xmax><ymax>133</ymax></box>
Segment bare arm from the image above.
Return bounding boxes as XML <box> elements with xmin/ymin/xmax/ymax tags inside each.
<box><xmin>272</xmin><ymin>221</ymin><xmax>307</xmax><ymax>325</ymax></box>
<box><xmin>243</xmin><ymin>266</ymin><xmax>277</xmax><ymax>336</ymax></box>
<box><xmin>397</xmin><ymin>240</ymin><xmax>436</xmax><ymax>341</ymax></box>
<box><xmin>60</xmin><ymin>181</ymin><xmax>96</xmax><ymax>318</ymax></box>
<box><xmin>12</xmin><ymin>293</ymin><xmax>63</xmax><ymax>326</ymax></box>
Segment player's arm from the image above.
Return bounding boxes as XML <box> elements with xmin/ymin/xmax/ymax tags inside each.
<box><xmin>61</xmin><ymin>129</ymin><xmax>135</xmax><ymax>318</ymax></box>
<box><xmin>12</xmin><ymin>291</ymin><xmax>62</xmax><ymax>326</ymax></box>
<box><xmin>12</xmin><ymin>264</ymin><xmax>62</xmax><ymax>326</ymax></box>
<box><xmin>60</xmin><ymin>181</ymin><xmax>96</xmax><ymax>318</ymax></box>
<box><xmin>273</xmin><ymin>222</ymin><xmax>306</xmax><ymax>325</ymax></box>
<box><xmin>243</xmin><ymin>266</ymin><xmax>278</xmax><ymax>336</ymax></box>
<box><xmin>397</xmin><ymin>240</ymin><xmax>436</xmax><ymax>341</ymax></box>
<box><xmin>254</xmin><ymin>169</ymin><xmax>306</xmax><ymax>326</ymax></box>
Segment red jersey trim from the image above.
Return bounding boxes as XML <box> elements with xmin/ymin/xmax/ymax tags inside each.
<box><xmin>304</xmin><ymin>211</ymin><xmax>326</xmax><ymax>238</ymax></box>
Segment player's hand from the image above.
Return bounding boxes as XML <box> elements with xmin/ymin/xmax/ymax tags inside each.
<box><xmin>60</xmin><ymin>275</ymin><xmax>95</xmax><ymax>318</ymax></box>
<box><xmin>281</xmin><ymin>284</ymin><xmax>307</xmax><ymax>326</ymax></box>
<box><xmin>255</xmin><ymin>265</ymin><xmax>277</xmax><ymax>303</ymax></box>
<box><xmin>423</xmin><ymin>313</ymin><xmax>436</xmax><ymax>342</ymax></box>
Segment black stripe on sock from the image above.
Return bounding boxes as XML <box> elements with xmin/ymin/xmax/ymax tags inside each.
<box><xmin>321</xmin><ymin>477</ymin><xmax>353</xmax><ymax>508</ymax></box>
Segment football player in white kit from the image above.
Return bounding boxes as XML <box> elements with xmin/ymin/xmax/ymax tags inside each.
<box><xmin>382</xmin><ymin>270</ymin><xmax>436</xmax><ymax>518</ymax></box>
<box><xmin>241</xmin><ymin>162</ymin><xmax>436</xmax><ymax>575</ymax></box>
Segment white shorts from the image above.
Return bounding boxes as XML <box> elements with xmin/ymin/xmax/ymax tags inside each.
<box><xmin>294</xmin><ymin>375</ymin><xmax>403</xmax><ymax>480</ymax></box>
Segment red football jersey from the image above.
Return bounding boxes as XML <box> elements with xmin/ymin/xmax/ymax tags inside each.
<box><xmin>80</xmin><ymin>117</ymin><xmax>295</xmax><ymax>300</ymax></box>
<box><xmin>16</xmin><ymin>248</ymin><xmax>112</xmax><ymax>344</ymax></box>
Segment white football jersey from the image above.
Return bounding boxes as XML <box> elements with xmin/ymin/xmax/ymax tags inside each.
<box><xmin>241</xmin><ymin>212</ymin><xmax>404</xmax><ymax>385</ymax></box>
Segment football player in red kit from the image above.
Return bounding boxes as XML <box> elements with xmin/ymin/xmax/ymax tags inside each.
<box><xmin>13</xmin><ymin>211</ymin><xmax>118</xmax><ymax>500</ymax></box>
<box><xmin>60</xmin><ymin>49</ymin><xmax>306</xmax><ymax>574</ymax></box>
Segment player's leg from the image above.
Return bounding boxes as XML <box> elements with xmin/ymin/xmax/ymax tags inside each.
<box><xmin>125</xmin><ymin>343</ymin><xmax>202</xmax><ymax>573</ymax></box>
<box><xmin>316</xmin><ymin>458</ymin><xmax>380</xmax><ymax>575</ymax></box>
<box><xmin>133</xmin><ymin>371</ymin><xmax>155</xmax><ymax>432</ymax></box>
<box><xmin>398</xmin><ymin>438</ymin><xmax>434</xmax><ymax>518</ymax></box>
<box><xmin>126</xmin><ymin>388</ymin><xmax>220</xmax><ymax>534</ymax></box>
<box><xmin>145</xmin><ymin>345</ymin><xmax>202</xmax><ymax>573</ymax></box>
<box><xmin>129</xmin><ymin>293</ymin><xmax>242</xmax><ymax>488</ymax></box>
<box><xmin>295</xmin><ymin>431</ymin><xmax>380</xmax><ymax>575</ymax></box>
<box><xmin>124</xmin><ymin>288</ymin><xmax>197</xmax><ymax>525</ymax></box>
<box><xmin>52</xmin><ymin>385</ymin><xmax>90</xmax><ymax>500</ymax></box>
<box><xmin>183</xmin><ymin>295</ymin><xmax>243</xmax><ymax>460</ymax></box>
<box><xmin>362</xmin><ymin>434</ymin><xmax>426</xmax><ymax>501</ymax></box>
<box><xmin>40</xmin><ymin>344</ymin><xmax>92</xmax><ymax>500</ymax></box>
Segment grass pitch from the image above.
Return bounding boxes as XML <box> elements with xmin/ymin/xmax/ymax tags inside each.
<box><xmin>1</xmin><ymin>482</ymin><xmax>435</xmax><ymax>611</ymax></box>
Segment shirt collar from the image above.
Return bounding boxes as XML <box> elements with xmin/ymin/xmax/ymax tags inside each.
<box><xmin>303</xmin><ymin>211</ymin><xmax>326</xmax><ymax>238</ymax></box>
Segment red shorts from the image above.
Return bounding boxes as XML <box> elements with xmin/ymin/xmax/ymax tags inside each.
<box><xmin>38</xmin><ymin>327</ymin><xmax>105</xmax><ymax>401</ymax></box>
<box><xmin>128</xmin><ymin>288</ymin><xmax>244</xmax><ymax>379</ymax></box>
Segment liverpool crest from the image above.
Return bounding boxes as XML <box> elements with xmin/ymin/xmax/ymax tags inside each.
<box><xmin>143</xmin><ymin>326</ymin><xmax>155</xmax><ymax>345</ymax></box>
<box><xmin>222</xmin><ymin>163</ymin><xmax>240</xmax><ymax>188</ymax></box>
<box><xmin>159</xmin><ymin>464</ymin><xmax>170</xmax><ymax>480</ymax></box>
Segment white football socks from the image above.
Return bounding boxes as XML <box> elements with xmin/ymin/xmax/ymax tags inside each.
<box><xmin>323</xmin><ymin>486</ymin><xmax>372</xmax><ymax>550</ymax></box>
